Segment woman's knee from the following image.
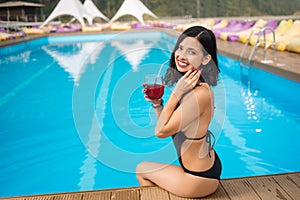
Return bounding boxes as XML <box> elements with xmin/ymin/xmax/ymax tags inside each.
<box><xmin>136</xmin><ymin>161</ymin><xmax>148</xmax><ymax>174</ymax></box>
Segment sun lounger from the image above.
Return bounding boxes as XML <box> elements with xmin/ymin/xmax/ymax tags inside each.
<box><xmin>249</xmin><ymin>19</ymin><xmax>293</xmax><ymax>46</ymax></box>
<box><xmin>174</xmin><ymin>18</ymin><xmax>218</xmax><ymax>32</ymax></box>
<box><xmin>82</xmin><ymin>24</ymin><xmax>103</xmax><ymax>32</ymax></box>
<box><xmin>0</xmin><ymin>32</ymin><xmax>12</xmax><ymax>41</ymax></box>
<box><xmin>199</xmin><ymin>18</ymin><xmax>217</xmax><ymax>29</ymax></box>
<box><xmin>238</xmin><ymin>19</ymin><xmax>275</xmax><ymax>43</ymax></box>
<box><xmin>286</xmin><ymin>38</ymin><xmax>300</xmax><ymax>53</ymax></box>
<box><xmin>211</xmin><ymin>19</ymin><xmax>228</xmax><ymax>30</ymax></box>
<box><xmin>227</xmin><ymin>19</ymin><xmax>267</xmax><ymax>41</ymax></box>
<box><xmin>109</xmin><ymin>22</ymin><xmax>132</xmax><ymax>31</ymax></box>
<box><xmin>175</xmin><ymin>21</ymin><xmax>202</xmax><ymax>32</ymax></box>
<box><xmin>220</xmin><ymin>21</ymin><xmax>254</xmax><ymax>41</ymax></box>
<box><xmin>275</xmin><ymin>20</ymin><xmax>300</xmax><ymax>51</ymax></box>
<box><xmin>23</xmin><ymin>27</ymin><xmax>47</xmax><ymax>34</ymax></box>
<box><xmin>213</xmin><ymin>20</ymin><xmax>239</xmax><ymax>38</ymax></box>
<box><xmin>56</xmin><ymin>24</ymin><xmax>81</xmax><ymax>33</ymax></box>
<box><xmin>245</xmin><ymin>19</ymin><xmax>278</xmax><ymax>46</ymax></box>
<box><xmin>131</xmin><ymin>22</ymin><xmax>154</xmax><ymax>29</ymax></box>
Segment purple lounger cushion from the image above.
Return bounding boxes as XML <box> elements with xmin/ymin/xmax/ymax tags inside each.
<box><xmin>229</xmin><ymin>21</ymin><xmax>255</xmax><ymax>33</ymax></box>
<box><xmin>55</xmin><ymin>24</ymin><xmax>81</xmax><ymax>33</ymax></box>
<box><xmin>227</xmin><ymin>21</ymin><xmax>256</xmax><ymax>41</ymax></box>
<box><xmin>227</xmin><ymin>20</ymin><xmax>277</xmax><ymax>41</ymax></box>
<box><xmin>131</xmin><ymin>23</ymin><xmax>154</xmax><ymax>29</ymax></box>
<box><xmin>213</xmin><ymin>20</ymin><xmax>239</xmax><ymax>38</ymax></box>
<box><xmin>256</xmin><ymin>19</ymin><xmax>278</xmax><ymax>36</ymax></box>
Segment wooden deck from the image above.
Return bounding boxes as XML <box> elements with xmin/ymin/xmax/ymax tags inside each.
<box><xmin>2</xmin><ymin>172</ymin><xmax>299</xmax><ymax>200</ymax></box>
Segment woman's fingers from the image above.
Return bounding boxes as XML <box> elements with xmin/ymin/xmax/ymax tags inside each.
<box><xmin>144</xmin><ymin>95</ymin><xmax>153</xmax><ymax>102</ymax></box>
<box><xmin>183</xmin><ymin>69</ymin><xmax>193</xmax><ymax>78</ymax></box>
<box><xmin>191</xmin><ymin>70</ymin><xmax>201</xmax><ymax>81</ymax></box>
<box><xmin>185</xmin><ymin>69</ymin><xmax>201</xmax><ymax>85</ymax></box>
<box><xmin>144</xmin><ymin>95</ymin><xmax>162</xmax><ymax>104</ymax></box>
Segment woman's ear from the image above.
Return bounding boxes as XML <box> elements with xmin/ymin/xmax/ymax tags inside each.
<box><xmin>202</xmin><ymin>54</ymin><xmax>211</xmax><ymax>65</ymax></box>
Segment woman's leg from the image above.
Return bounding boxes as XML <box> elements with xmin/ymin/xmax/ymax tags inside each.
<box><xmin>136</xmin><ymin>161</ymin><xmax>186</xmax><ymax>189</ymax></box>
<box><xmin>136</xmin><ymin>161</ymin><xmax>219</xmax><ymax>197</ymax></box>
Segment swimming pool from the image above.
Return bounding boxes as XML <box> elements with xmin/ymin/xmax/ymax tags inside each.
<box><xmin>0</xmin><ymin>31</ymin><xmax>299</xmax><ymax>198</ymax></box>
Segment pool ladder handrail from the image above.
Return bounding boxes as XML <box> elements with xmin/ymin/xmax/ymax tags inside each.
<box><xmin>239</xmin><ymin>26</ymin><xmax>277</xmax><ymax>66</ymax></box>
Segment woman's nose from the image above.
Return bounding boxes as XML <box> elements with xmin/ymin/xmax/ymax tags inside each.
<box><xmin>176</xmin><ymin>51</ymin><xmax>187</xmax><ymax>59</ymax></box>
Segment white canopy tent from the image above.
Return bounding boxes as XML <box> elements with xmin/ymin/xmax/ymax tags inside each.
<box><xmin>110</xmin><ymin>0</ymin><xmax>158</xmax><ymax>25</ymax></box>
<box><xmin>41</xmin><ymin>0</ymin><xmax>109</xmax><ymax>27</ymax></box>
<box><xmin>41</xmin><ymin>0</ymin><xmax>88</xmax><ymax>27</ymax></box>
<box><xmin>83</xmin><ymin>0</ymin><xmax>109</xmax><ymax>23</ymax></box>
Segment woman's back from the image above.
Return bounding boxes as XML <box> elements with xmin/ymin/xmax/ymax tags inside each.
<box><xmin>174</xmin><ymin>83</ymin><xmax>216</xmax><ymax>172</ymax></box>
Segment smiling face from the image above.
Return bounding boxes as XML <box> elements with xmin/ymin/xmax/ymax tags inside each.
<box><xmin>174</xmin><ymin>36</ymin><xmax>206</xmax><ymax>73</ymax></box>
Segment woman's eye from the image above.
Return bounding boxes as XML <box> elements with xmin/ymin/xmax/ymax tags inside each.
<box><xmin>188</xmin><ymin>50</ymin><xmax>196</xmax><ymax>55</ymax></box>
<box><xmin>178</xmin><ymin>46</ymin><xmax>183</xmax><ymax>51</ymax></box>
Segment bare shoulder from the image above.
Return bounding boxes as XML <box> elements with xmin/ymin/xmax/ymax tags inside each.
<box><xmin>194</xmin><ymin>83</ymin><xmax>213</xmax><ymax>99</ymax></box>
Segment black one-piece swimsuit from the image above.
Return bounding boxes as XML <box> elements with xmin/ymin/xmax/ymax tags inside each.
<box><xmin>172</xmin><ymin>130</ymin><xmax>222</xmax><ymax>180</ymax></box>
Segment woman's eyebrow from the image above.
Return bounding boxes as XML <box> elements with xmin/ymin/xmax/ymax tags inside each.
<box><xmin>187</xmin><ymin>47</ymin><xmax>199</xmax><ymax>52</ymax></box>
<box><xmin>178</xmin><ymin>43</ymin><xmax>200</xmax><ymax>53</ymax></box>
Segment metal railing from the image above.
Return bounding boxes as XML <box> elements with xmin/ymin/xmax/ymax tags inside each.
<box><xmin>239</xmin><ymin>26</ymin><xmax>277</xmax><ymax>66</ymax></box>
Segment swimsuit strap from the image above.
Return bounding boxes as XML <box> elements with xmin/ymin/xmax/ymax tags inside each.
<box><xmin>185</xmin><ymin>130</ymin><xmax>215</xmax><ymax>157</ymax></box>
<box><xmin>206</xmin><ymin>130</ymin><xmax>215</xmax><ymax>157</ymax></box>
<box><xmin>185</xmin><ymin>134</ymin><xmax>206</xmax><ymax>141</ymax></box>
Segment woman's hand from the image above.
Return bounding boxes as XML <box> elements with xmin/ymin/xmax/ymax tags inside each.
<box><xmin>142</xmin><ymin>84</ymin><xmax>163</xmax><ymax>106</ymax></box>
<box><xmin>173</xmin><ymin>69</ymin><xmax>202</xmax><ymax>99</ymax></box>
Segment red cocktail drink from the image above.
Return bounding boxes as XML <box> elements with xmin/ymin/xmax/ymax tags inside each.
<box><xmin>144</xmin><ymin>74</ymin><xmax>164</xmax><ymax>100</ymax></box>
<box><xmin>144</xmin><ymin>84</ymin><xmax>164</xmax><ymax>100</ymax></box>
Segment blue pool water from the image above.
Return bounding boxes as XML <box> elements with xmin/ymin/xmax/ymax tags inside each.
<box><xmin>0</xmin><ymin>32</ymin><xmax>299</xmax><ymax>198</ymax></box>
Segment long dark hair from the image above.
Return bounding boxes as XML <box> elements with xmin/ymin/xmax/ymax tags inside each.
<box><xmin>164</xmin><ymin>26</ymin><xmax>220</xmax><ymax>86</ymax></box>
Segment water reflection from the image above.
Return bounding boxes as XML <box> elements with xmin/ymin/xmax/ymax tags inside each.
<box><xmin>111</xmin><ymin>40</ymin><xmax>154</xmax><ymax>72</ymax></box>
<box><xmin>43</xmin><ymin>42</ymin><xmax>104</xmax><ymax>85</ymax></box>
<box><xmin>77</xmin><ymin>49</ymin><xmax>114</xmax><ymax>190</ymax></box>
<box><xmin>223</xmin><ymin>119</ymin><xmax>271</xmax><ymax>175</ymax></box>
<box><xmin>0</xmin><ymin>51</ymin><xmax>31</xmax><ymax>65</ymax></box>
<box><xmin>78</xmin><ymin>115</ymin><xmax>101</xmax><ymax>190</ymax></box>
<box><xmin>223</xmin><ymin>67</ymin><xmax>286</xmax><ymax>176</ymax></box>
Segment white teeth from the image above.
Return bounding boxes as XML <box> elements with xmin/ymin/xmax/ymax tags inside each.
<box><xmin>178</xmin><ymin>60</ymin><xmax>187</xmax><ymax>66</ymax></box>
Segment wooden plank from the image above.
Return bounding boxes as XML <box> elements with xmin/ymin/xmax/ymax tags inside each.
<box><xmin>202</xmin><ymin>184</ymin><xmax>230</xmax><ymax>200</ymax></box>
<box><xmin>52</xmin><ymin>193</ymin><xmax>83</xmax><ymax>200</ymax></box>
<box><xmin>272</xmin><ymin>174</ymin><xmax>300</xmax><ymax>200</ymax></box>
<box><xmin>221</xmin><ymin>178</ymin><xmax>260</xmax><ymax>200</ymax></box>
<box><xmin>140</xmin><ymin>186</ymin><xmax>169</xmax><ymax>200</ymax></box>
<box><xmin>288</xmin><ymin>173</ymin><xmax>300</xmax><ymax>187</ymax></box>
<box><xmin>0</xmin><ymin>194</ymin><xmax>55</xmax><ymax>200</ymax></box>
<box><xmin>168</xmin><ymin>184</ymin><xmax>230</xmax><ymax>200</ymax></box>
<box><xmin>111</xmin><ymin>189</ymin><xmax>140</xmax><ymax>200</ymax></box>
<box><xmin>247</xmin><ymin>176</ymin><xmax>293</xmax><ymax>200</ymax></box>
<box><xmin>169</xmin><ymin>193</ymin><xmax>193</xmax><ymax>200</ymax></box>
<box><xmin>81</xmin><ymin>190</ymin><xmax>111</xmax><ymax>200</ymax></box>
<box><xmin>26</xmin><ymin>196</ymin><xmax>56</xmax><ymax>200</ymax></box>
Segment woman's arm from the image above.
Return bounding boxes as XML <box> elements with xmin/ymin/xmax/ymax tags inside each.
<box><xmin>152</xmin><ymin>99</ymin><xmax>164</xmax><ymax>118</ymax></box>
<box><xmin>155</xmin><ymin>70</ymin><xmax>202</xmax><ymax>138</ymax></box>
<box><xmin>155</xmin><ymin>88</ymin><xmax>210</xmax><ymax>138</ymax></box>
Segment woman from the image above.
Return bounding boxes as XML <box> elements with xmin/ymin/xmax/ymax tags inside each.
<box><xmin>136</xmin><ymin>26</ymin><xmax>222</xmax><ymax>198</ymax></box>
